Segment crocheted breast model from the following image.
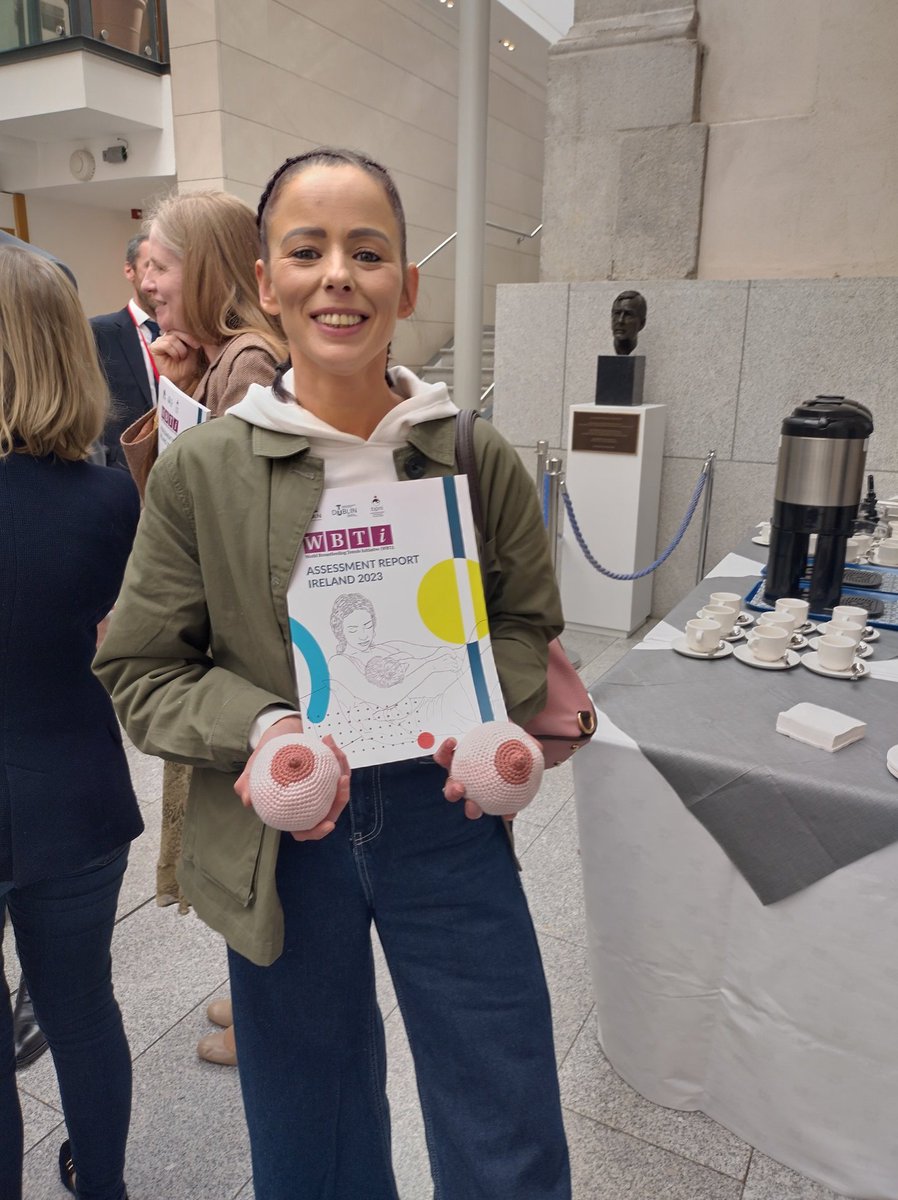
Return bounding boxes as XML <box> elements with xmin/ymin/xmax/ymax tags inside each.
<box><xmin>248</xmin><ymin>734</ymin><xmax>340</xmax><ymax>831</ymax></box>
<box><xmin>451</xmin><ymin>721</ymin><xmax>544</xmax><ymax>816</ymax></box>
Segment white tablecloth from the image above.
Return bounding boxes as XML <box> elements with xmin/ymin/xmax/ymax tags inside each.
<box><xmin>575</xmin><ymin>712</ymin><xmax>898</xmax><ymax>1199</ymax></box>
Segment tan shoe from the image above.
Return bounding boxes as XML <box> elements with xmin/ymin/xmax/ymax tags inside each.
<box><xmin>206</xmin><ymin>997</ymin><xmax>233</xmax><ymax>1028</ymax></box>
<box><xmin>197</xmin><ymin>1026</ymin><xmax>237</xmax><ymax>1066</ymax></box>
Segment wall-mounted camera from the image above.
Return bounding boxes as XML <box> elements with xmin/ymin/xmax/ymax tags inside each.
<box><xmin>102</xmin><ymin>140</ymin><xmax>129</xmax><ymax>164</ymax></box>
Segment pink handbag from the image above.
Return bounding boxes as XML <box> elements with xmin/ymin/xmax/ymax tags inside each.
<box><xmin>454</xmin><ymin>410</ymin><xmax>597</xmax><ymax>768</ymax></box>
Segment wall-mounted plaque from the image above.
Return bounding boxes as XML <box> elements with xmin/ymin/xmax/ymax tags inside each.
<box><xmin>572</xmin><ymin>409</ymin><xmax>640</xmax><ymax>455</ymax></box>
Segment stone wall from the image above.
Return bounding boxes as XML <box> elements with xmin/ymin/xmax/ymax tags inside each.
<box><xmin>697</xmin><ymin>0</ymin><xmax>898</xmax><ymax>279</ymax></box>
<box><xmin>494</xmin><ymin>278</ymin><xmax>898</xmax><ymax>620</ymax></box>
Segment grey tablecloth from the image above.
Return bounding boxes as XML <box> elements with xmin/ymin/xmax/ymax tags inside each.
<box><xmin>592</xmin><ymin>549</ymin><xmax>898</xmax><ymax>903</ymax></box>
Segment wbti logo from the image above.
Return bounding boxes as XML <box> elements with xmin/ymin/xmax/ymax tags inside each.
<box><xmin>303</xmin><ymin>525</ymin><xmax>394</xmax><ymax>555</ymax></box>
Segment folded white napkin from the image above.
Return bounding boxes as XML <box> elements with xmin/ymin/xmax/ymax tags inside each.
<box><xmin>866</xmin><ymin>659</ymin><xmax>898</xmax><ymax>683</ymax></box>
<box><xmin>706</xmin><ymin>552</ymin><xmax>766</xmax><ymax>579</ymax></box>
<box><xmin>634</xmin><ymin>619</ymin><xmax>681</xmax><ymax>650</ymax></box>
<box><xmin>776</xmin><ymin>702</ymin><xmax>866</xmax><ymax>752</ymax></box>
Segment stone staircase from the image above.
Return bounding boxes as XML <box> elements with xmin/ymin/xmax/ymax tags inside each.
<box><xmin>419</xmin><ymin>326</ymin><xmax>495</xmax><ymax>411</ymax></box>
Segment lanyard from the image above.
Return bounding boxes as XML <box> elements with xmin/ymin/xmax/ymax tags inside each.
<box><xmin>128</xmin><ymin>306</ymin><xmax>160</xmax><ymax>383</ymax></box>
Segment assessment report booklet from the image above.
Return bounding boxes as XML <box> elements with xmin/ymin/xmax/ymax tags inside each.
<box><xmin>157</xmin><ymin>377</ymin><xmax>211</xmax><ymax>453</ymax></box>
<box><xmin>287</xmin><ymin>475</ymin><xmax>506</xmax><ymax>768</ymax></box>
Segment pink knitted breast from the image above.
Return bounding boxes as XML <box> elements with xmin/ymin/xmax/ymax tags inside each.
<box><xmin>451</xmin><ymin>722</ymin><xmax>544</xmax><ymax>816</ymax></box>
<box><xmin>249</xmin><ymin>734</ymin><xmax>340</xmax><ymax>831</ymax></box>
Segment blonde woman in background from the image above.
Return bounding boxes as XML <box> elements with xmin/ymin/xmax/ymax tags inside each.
<box><xmin>134</xmin><ymin>191</ymin><xmax>287</xmax><ymax>1067</ymax></box>
<box><xmin>0</xmin><ymin>246</ymin><xmax>142</xmax><ymax>1199</ymax></box>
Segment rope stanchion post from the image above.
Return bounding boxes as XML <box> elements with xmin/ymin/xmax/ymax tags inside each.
<box><xmin>544</xmin><ymin>457</ymin><xmax>563</xmax><ymax>573</ymax></box>
<box><xmin>695</xmin><ymin>450</ymin><xmax>716</xmax><ymax>584</ymax></box>
<box><xmin>535</xmin><ymin>440</ymin><xmax>548</xmax><ymax>493</ymax></box>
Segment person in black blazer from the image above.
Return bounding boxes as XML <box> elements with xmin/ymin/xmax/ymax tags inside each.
<box><xmin>0</xmin><ymin>245</ymin><xmax>142</xmax><ymax>1199</ymax></box>
<box><xmin>91</xmin><ymin>233</ymin><xmax>160</xmax><ymax>470</ymax></box>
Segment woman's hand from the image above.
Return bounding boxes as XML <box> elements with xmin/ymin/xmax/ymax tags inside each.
<box><xmin>433</xmin><ymin>736</ymin><xmax>484</xmax><ymax>820</ymax></box>
<box><xmin>235</xmin><ymin>719</ymin><xmax>351</xmax><ymax>841</ymax></box>
<box><xmin>151</xmin><ymin>330</ymin><xmax>203</xmax><ymax>393</ymax></box>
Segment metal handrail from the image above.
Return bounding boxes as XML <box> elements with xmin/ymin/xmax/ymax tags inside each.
<box><xmin>416</xmin><ymin>221</ymin><xmax>542</xmax><ymax>269</ymax></box>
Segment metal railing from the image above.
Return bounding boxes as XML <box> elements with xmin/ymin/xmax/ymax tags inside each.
<box><xmin>416</xmin><ymin>221</ymin><xmax>542</xmax><ymax>269</ymax></box>
<box><xmin>1</xmin><ymin>0</ymin><xmax>168</xmax><ymax>66</ymax></box>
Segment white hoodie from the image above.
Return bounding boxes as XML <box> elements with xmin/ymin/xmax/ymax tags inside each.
<box><xmin>228</xmin><ymin>364</ymin><xmax>457</xmax><ymax>489</ymax></box>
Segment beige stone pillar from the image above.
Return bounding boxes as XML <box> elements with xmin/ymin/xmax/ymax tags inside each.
<box><xmin>540</xmin><ymin>0</ymin><xmax>707</xmax><ymax>282</ymax></box>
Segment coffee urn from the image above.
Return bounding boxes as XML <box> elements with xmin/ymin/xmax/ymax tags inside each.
<box><xmin>764</xmin><ymin>397</ymin><xmax>873</xmax><ymax>612</ymax></box>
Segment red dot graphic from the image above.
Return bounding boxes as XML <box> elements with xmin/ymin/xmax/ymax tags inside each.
<box><xmin>417</xmin><ymin>732</ymin><xmax>435</xmax><ymax>750</ymax></box>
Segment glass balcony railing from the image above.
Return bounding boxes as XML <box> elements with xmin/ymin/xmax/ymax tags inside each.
<box><xmin>0</xmin><ymin>0</ymin><xmax>169</xmax><ymax>66</ymax></box>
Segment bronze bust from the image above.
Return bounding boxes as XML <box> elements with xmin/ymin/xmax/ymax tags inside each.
<box><xmin>611</xmin><ymin>291</ymin><xmax>647</xmax><ymax>356</ymax></box>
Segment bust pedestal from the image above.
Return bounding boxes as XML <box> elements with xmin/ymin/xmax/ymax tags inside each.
<box><xmin>560</xmin><ymin>403</ymin><xmax>666</xmax><ymax>635</ymax></box>
<box><xmin>595</xmin><ymin>354</ymin><xmax>645</xmax><ymax>406</ymax></box>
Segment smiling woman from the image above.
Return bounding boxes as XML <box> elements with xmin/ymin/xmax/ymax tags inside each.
<box><xmin>95</xmin><ymin>147</ymin><xmax>571</xmax><ymax>1200</ymax></box>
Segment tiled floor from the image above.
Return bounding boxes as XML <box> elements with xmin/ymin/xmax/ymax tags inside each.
<box><xmin>11</xmin><ymin>622</ymin><xmax>851</xmax><ymax>1199</ymax></box>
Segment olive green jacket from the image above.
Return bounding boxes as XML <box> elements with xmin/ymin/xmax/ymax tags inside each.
<box><xmin>95</xmin><ymin>412</ymin><xmax>563</xmax><ymax>965</ymax></box>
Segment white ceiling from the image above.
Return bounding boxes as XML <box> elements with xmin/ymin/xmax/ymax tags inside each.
<box><xmin>500</xmin><ymin>0</ymin><xmax>574</xmax><ymax>42</ymax></box>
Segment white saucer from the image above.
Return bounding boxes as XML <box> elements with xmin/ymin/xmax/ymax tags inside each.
<box><xmin>795</xmin><ymin>620</ymin><xmax>817</xmax><ymax>634</ymax></box>
<box><xmin>864</xmin><ymin>627</ymin><xmax>880</xmax><ymax>641</ymax></box>
<box><xmin>887</xmin><ymin>746</ymin><xmax>898</xmax><ymax>781</ymax></box>
<box><xmin>733</xmin><ymin>643</ymin><xmax>800</xmax><ymax>670</ymax></box>
<box><xmin>751</xmin><ymin>535</ymin><xmax>770</xmax><ymax>546</ymax></box>
<box><xmin>789</xmin><ymin>633</ymin><xmax>809</xmax><ymax>650</ymax></box>
<box><xmin>735</xmin><ymin>611</ymin><xmax>755</xmax><ymax>626</ymax></box>
<box><xmin>672</xmin><ymin>637</ymin><xmax>734</xmax><ymax>660</ymax></box>
<box><xmin>801</xmin><ymin>652</ymin><xmax>869</xmax><ymax>680</ymax></box>
<box><xmin>808</xmin><ymin>637</ymin><xmax>872</xmax><ymax>658</ymax></box>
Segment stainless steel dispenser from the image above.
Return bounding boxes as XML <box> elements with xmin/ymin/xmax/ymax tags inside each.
<box><xmin>764</xmin><ymin>397</ymin><xmax>873</xmax><ymax>612</ymax></box>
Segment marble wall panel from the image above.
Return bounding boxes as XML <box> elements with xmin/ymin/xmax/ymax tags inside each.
<box><xmin>735</xmin><ymin>278</ymin><xmax>898</xmax><ymax>472</ymax></box>
<box><xmin>697</xmin><ymin>0</ymin><xmax>820</xmax><ymax>123</ymax></box>
<box><xmin>494</xmin><ymin>283</ymin><xmax>570</xmax><ymax>450</ymax></box>
<box><xmin>167</xmin><ymin>0</ymin><xmax>217</xmax><ymax>48</ymax></box>
<box><xmin>169</xmin><ymin>43</ymin><xmax>221</xmax><ymax>117</ymax></box>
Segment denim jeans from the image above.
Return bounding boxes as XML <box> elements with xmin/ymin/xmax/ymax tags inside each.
<box><xmin>228</xmin><ymin>758</ymin><xmax>571</xmax><ymax>1200</ymax></box>
<box><xmin>0</xmin><ymin>848</ymin><xmax>131</xmax><ymax>1200</ymax></box>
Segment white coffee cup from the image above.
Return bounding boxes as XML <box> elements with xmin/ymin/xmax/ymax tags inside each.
<box><xmin>816</xmin><ymin>633</ymin><xmax>856</xmax><ymax>672</ymax></box>
<box><xmin>757</xmin><ymin>521</ymin><xmax>771</xmax><ymax>539</ymax></box>
<box><xmin>775</xmin><ymin>597</ymin><xmax>810</xmax><ymax>626</ymax></box>
<box><xmin>889</xmin><ymin>521</ymin><xmax>898</xmax><ymax>538</ymax></box>
<box><xmin>758</xmin><ymin>611</ymin><xmax>797</xmax><ymax>634</ymax></box>
<box><xmin>845</xmin><ymin>537</ymin><xmax>863</xmax><ymax>560</ymax></box>
<box><xmin>818</xmin><ymin>619</ymin><xmax>864</xmax><ymax>646</ymax></box>
<box><xmin>685</xmin><ymin>618</ymin><xmax>722</xmax><ymax>654</ymax></box>
<box><xmin>873</xmin><ymin>539</ymin><xmax>898</xmax><ymax>567</ymax></box>
<box><xmin>709</xmin><ymin>592</ymin><xmax>741</xmax><ymax>614</ymax></box>
<box><xmin>853</xmin><ymin>533</ymin><xmax>873</xmax><ymax>557</ymax></box>
<box><xmin>700</xmin><ymin>604</ymin><xmax>737</xmax><ymax>635</ymax></box>
<box><xmin>833</xmin><ymin>605</ymin><xmax>868</xmax><ymax>628</ymax></box>
<box><xmin>747</xmin><ymin>624</ymin><xmax>789</xmax><ymax>663</ymax></box>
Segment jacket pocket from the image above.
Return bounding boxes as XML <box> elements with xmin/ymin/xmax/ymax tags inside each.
<box><xmin>180</xmin><ymin>779</ymin><xmax>264</xmax><ymax>907</ymax></box>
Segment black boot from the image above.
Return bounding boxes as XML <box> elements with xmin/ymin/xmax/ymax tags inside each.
<box><xmin>13</xmin><ymin>974</ymin><xmax>49</xmax><ymax>1070</ymax></box>
<box><xmin>59</xmin><ymin>1140</ymin><xmax>129</xmax><ymax>1198</ymax></box>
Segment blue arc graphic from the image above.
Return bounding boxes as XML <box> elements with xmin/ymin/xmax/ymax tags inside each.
<box><xmin>289</xmin><ymin>618</ymin><xmax>330</xmax><ymax>724</ymax></box>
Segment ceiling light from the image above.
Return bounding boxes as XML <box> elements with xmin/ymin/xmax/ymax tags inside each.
<box><xmin>500</xmin><ymin>38</ymin><xmax>515</xmax><ymax>51</ymax></box>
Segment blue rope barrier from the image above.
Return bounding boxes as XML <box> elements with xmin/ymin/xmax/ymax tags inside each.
<box><xmin>560</xmin><ymin>463</ymin><xmax>708</xmax><ymax>581</ymax></box>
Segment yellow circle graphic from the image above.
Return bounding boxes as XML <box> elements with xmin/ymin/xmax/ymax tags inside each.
<box><xmin>417</xmin><ymin>559</ymin><xmax>488</xmax><ymax>644</ymax></box>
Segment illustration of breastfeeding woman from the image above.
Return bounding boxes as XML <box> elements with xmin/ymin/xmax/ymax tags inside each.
<box><xmin>325</xmin><ymin>592</ymin><xmax>476</xmax><ymax>750</ymax></box>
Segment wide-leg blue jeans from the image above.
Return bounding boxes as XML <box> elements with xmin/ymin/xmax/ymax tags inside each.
<box><xmin>0</xmin><ymin>848</ymin><xmax>131</xmax><ymax>1200</ymax></box>
<box><xmin>228</xmin><ymin>758</ymin><xmax>571</xmax><ymax>1200</ymax></box>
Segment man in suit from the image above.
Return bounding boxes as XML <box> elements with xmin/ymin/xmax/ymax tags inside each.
<box><xmin>91</xmin><ymin>233</ymin><xmax>160</xmax><ymax>469</ymax></box>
